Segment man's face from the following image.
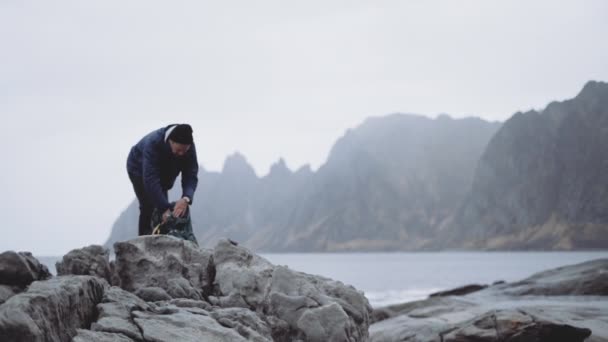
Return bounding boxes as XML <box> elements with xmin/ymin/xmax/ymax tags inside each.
<box><xmin>169</xmin><ymin>140</ymin><xmax>191</xmax><ymax>157</ymax></box>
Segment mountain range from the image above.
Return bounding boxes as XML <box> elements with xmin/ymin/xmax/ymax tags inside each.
<box><xmin>106</xmin><ymin>81</ymin><xmax>608</xmax><ymax>251</ymax></box>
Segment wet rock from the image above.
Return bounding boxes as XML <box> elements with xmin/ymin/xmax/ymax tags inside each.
<box><xmin>0</xmin><ymin>275</ymin><xmax>107</xmax><ymax>342</ymax></box>
<box><xmin>113</xmin><ymin>235</ymin><xmax>213</xmax><ymax>300</ymax></box>
<box><xmin>429</xmin><ymin>284</ymin><xmax>487</xmax><ymax>297</ymax></box>
<box><xmin>0</xmin><ymin>251</ymin><xmax>51</xmax><ymax>287</ymax></box>
<box><xmin>56</xmin><ymin>245</ymin><xmax>112</xmax><ymax>283</ymax></box>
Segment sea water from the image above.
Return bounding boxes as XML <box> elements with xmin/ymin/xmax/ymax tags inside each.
<box><xmin>38</xmin><ymin>251</ymin><xmax>608</xmax><ymax>308</ymax></box>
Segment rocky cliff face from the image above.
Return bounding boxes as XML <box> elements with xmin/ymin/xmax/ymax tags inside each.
<box><xmin>106</xmin><ymin>114</ymin><xmax>500</xmax><ymax>251</ymax></box>
<box><xmin>272</xmin><ymin>114</ymin><xmax>500</xmax><ymax>251</ymax></box>
<box><xmin>449</xmin><ymin>81</ymin><xmax>608</xmax><ymax>250</ymax></box>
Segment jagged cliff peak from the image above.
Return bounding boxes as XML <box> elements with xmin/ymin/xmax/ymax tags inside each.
<box><xmin>576</xmin><ymin>80</ymin><xmax>608</xmax><ymax>99</ymax></box>
<box><xmin>294</xmin><ymin>164</ymin><xmax>313</xmax><ymax>175</ymax></box>
<box><xmin>267</xmin><ymin>158</ymin><xmax>292</xmax><ymax>178</ymax></box>
<box><xmin>221</xmin><ymin>152</ymin><xmax>256</xmax><ymax>178</ymax></box>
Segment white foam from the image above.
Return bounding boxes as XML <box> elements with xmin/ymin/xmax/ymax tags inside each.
<box><xmin>364</xmin><ymin>287</ymin><xmax>443</xmax><ymax>308</ymax></box>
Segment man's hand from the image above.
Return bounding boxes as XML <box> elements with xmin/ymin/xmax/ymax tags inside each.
<box><xmin>173</xmin><ymin>198</ymin><xmax>189</xmax><ymax>218</ymax></box>
<box><xmin>162</xmin><ymin>209</ymin><xmax>172</xmax><ymax>223</ymax></box>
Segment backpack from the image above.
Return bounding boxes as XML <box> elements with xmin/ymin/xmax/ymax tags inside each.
<box><xmin>150</xmin><ymin>204</ymin><xmax>199</xmax><ymax>245</ymax></box>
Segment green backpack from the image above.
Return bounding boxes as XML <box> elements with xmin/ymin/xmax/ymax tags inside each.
<box><xmin>151</xmin><ymin>204</ymin><xmax>199</xmax><ymax>245</ymax></box>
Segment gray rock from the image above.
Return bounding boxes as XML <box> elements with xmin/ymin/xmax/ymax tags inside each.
<box><xmin>169</xmin><ymin>298</ymin><xmax>213</xmax><ymax>310</ymax></box>
<box><xmin>0</xmin><ymin>251</ymin><xmax>51</xmax><ymax>287</ymax></box>
<box><xmin>72</xmin><ymin>329</ymin><xmax>134</xmax><ymax>342</ymax></box>
<box><xmin>208</xmin><ymin>292</ymin><xmax>250</xmax><ymax>308</ymax></box>
<box><xmin>429</xmin><ymin>284</ymin><xmax>487</xmax><ymax>297</ymax></box>
<box><xmin>0</xmin><ymin>284</ymin><xmax>17</xmax><ymax>305</ymax></box>
<box><xmin>213</xmin><ymin>239</ymin><xmax>372</xmax><ymax>341</ymax></box>
<box><xmin>296</xmin><ymin>302</ymin><xmax>352</xmax><ymax>342</ymax></box>
<box><xmin>113</xmin><ymin>235</ymin><xmax>213</xmax><ymax>300</ymax></box>
<box><xmin>91</xmin><ymin>287</ymin><xmax>149</xmax><ymax>341</ymax></box>
<box><xmin>370</xmin><ymin>299</ymin><xmax>602</xmax><ymax>342</ymax></box>
<box><xmin>442</xmin><ymin>309</ymin><xmax>592</xmax><ymax>342</ymax></box>
<box><xmin>56</xmin><ymin>245</ymin><xmax>112</xmax><ymax>283</ymax></box>
<box><xmin>133</xmin><ymin>308</ymin><xmax>249</xmax><ymax>341</ymax></box>
<box><xmin>210</xmin><ymin>307</ymin><xmax>273</xmax><ymax>342</ymax></box>
<box><xmin>134</xmin><ymin>286</ymin><xmax>172</xmax><ymax>302</ymax></box>
<box><xmin>0</xmin><ymin>275</ymin><xmax>107</xmax><ymax>342</ymax></box>
<box><xmin>99</xmin><ymin>286</ymin><xmax>151</xmax><ymax>318</ymax></box>
<box><xmin>500</xmin><ymin>258</ymin><xmax>608</xmax><ymax>296</ymax></box>
<box><xmin>370</xmin><ymin>259</ymin><xmax>608</xmax><ymax>341</ymax></box>
<box><xmin>91</xmin><ymin>317</ymin><xmax>142</xmax><ymax>341</ymax></box>
<box><xmin>371</xmin><ymin>296</ymin><xmax>475</xmax><ymax>324</ymax></box>
<box><xmin>95</xmin><ymin>286</ymin><xmax>150</xmax><ymax>341</ymax></box>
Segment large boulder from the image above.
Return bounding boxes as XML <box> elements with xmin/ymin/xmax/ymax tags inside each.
<box><xmin>113</xmin><ymin>235</ymin><xmax>214</xmax><ymax>300</ymax></box>
<box><xmin>0</xmin><ymin>275</ymin><xmax>107</xmax><ymax>342</ymax></box>
<box><xmin>0</xmin><ymin>251</ymin><xmax>51</xmax><ymax>288</ymax></box>
<box><xmin>212</xmin><ymin>239</ymin><xmax>372</xmax><ymax>341</ymax></box>
<box><xmin>56</xmin><ymin>245</ymin><xmax>112</xmax><ymax>283</ymax></box>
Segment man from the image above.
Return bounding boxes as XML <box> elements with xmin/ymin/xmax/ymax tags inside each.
<box><xmin>126</xmin><ymin>124</ymin><xmax>199</xmax><ymax>236</ymax></box>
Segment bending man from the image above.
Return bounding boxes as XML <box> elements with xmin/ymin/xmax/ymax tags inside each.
<box><xmin>126</xmin><ymin>124</ymin><xmax>199</xmax><ymax>236</ymax></box>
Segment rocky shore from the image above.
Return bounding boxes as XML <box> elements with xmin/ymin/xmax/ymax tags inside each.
<box><xmin>0</xmin><ymin>237</ymin><xmax>606</xmax><ymax>341</ymax></box>
<box><xmin>370</xmin><ymin>259</ymin><xmax>608</xmax><ymax>342</ymax></box>
<box><xmin>0</xmin><ymin>236</ymin><xmax>372</xmax><ymax>341</ymax></box>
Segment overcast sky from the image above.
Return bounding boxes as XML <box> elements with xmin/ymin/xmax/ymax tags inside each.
<box><xmin>1</xmin><ymin>0</ymin><xmax>607</xmax><ymax>255</ymax></box>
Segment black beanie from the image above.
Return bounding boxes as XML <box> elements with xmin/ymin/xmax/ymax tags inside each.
<box><xmin>168</xmin><ymin>124</ymin><xmax>193</xmax><ymax>145</ymax></box>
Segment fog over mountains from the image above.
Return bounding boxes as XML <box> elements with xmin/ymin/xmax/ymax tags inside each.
<box><xmin>106</xmin><ymin>81</ymin><xmax>608</xmax><ymax>251</ymax></box>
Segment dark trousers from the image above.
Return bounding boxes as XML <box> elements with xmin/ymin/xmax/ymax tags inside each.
<box><xmin>128</xmin><ymin>173</ymin><xmax>168</xmax><ymax>236</ymax></box>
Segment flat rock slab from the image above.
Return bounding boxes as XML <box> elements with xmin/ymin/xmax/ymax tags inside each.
<box><xmin>0</xmin><ymin>275</ymin><xmax>106</xmax><ymax>342</ymax></box>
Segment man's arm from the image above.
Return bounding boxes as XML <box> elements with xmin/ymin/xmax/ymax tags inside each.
<box><xmin>142</xmin><ymin>142</ymin><xmax>172</xmax><ymax>211</ymax></box>
<box><xmin>181</xmin><ymin>143</ymin><xmax>199</xmax><ymax>204</ymax></box>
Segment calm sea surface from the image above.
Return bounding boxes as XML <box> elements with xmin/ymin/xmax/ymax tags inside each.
<box><xmin>39</xmin><ymin>251</ymin><xmax>608</xmax><ymax>308</ymax></box>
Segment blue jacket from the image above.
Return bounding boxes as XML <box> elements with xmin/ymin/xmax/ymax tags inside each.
<box><xmin>127</xmin><ymin>125</ymin><xmax>199</xmax><ymax>211</ymax></box>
